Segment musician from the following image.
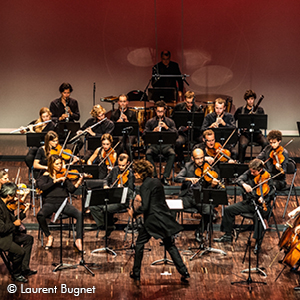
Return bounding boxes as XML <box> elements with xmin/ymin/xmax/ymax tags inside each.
<box><xmin>87</xmin><ymin>133</ymin><xmax>117</xmax><ymax>179</ymax></box>
<box><xmin>0</xmin><ymin>169</ymin><xmax>9</xmax><ymax>189</ymax></box>
<box><xmin>144</xmin><ymin>100</ymin><xmax>178</xmax><ymax>186</ymax></box>
<box><xmin>171</xmin><ymin>91</ymin><xmax>203</xmax><ymax>167</ymax></box>
<box><xmin>201</xmin><ymin>98</ymin><xmax>235</xmax><ymax>132</ymax></box>
<box><xmin>214</xmin><ymin>159</ymin><xmax>274</xmax><ymax>251</ymax></box>
<box><xmin>36</xmin><ymin>155</ymin><xmax>84</xmax><ymax>252</ymax></box>
<box><xmin>234</xmin><ymin>89</ymin><xmax>268</xmax><ymax>163</ymax></box>
<box><xmin>175</xmin><ymin>148</ymin><xmax>222</xmax><ymax>243</ymax></box>
<box><xmin>127</xmin><ymin>159</ymin><xmax>189</xmax><ymax>283</ymax></box>
<box><xmin>257</xmin><ymin>130</ymin><xmax>288</xmax><ymax>190</ymax></box>
<box><xmin>152</xmin><ymin>50</ymin><xmax>183</xmax><ymax>98</ymax></box>
<box><xmin>89</xmin><ymin>153</ymin><xmax>134</xmax><ymax>238</ymax></box>
<box><xmin>49</xmin><ymin>82</ymin><xmax>80</xmax><ymax>123</ymax></box>
<box><xmin>110</xmin><ymin>94</ymin><xmax>137</xmax><ymax>123</ymax></box>
<box><xmin>0</xmin><ymin>182</ymin><xmax>36</xmax><ymax>282</ymax></box>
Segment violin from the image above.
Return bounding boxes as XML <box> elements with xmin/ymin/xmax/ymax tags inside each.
<box><xmin>56</xmin><ymin>168</ymin><xmax>92</xmax><ymax>180</ymax></box>
<box><xmin>102</xmin><ymin>148</ymin><xmax>116</xmax><ymax>167</ymax></box>
<box><xmin>253</xmin><ymin>171</ymin><xmax>271</xmax><ymax>211</ymax></box>
<box><xmin>269</xmin><ymin>146</ymin><xmax>285</xmax><ymax>171</ymax></box>
<box><xmin>194</xmin><ymin>162</ymin><xmax>225</xmax><ymax>189</ymax></box>
<box><xmin>50</xmin><ymin>144</ymin><xmax>73</xmax><ymax>161</ymax></box>
<box><xmin>206</xmin><ymin>142</ymin><xmax>231</xmax><ymax>162</ymax></box>
<box><xmin>116</xmin><ymin>170</ymin><xmax>129</xmax><ymax>186</ymax></box>
<box><xmin>7</xmin><ymin>198</ymin><xmax>26</xmax><ymax>211</ymax></box>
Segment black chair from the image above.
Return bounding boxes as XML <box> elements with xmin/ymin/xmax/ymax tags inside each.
<box><xmin>235</xmin><ymin>189</ymin><xmax>280</xmax><ymax>242</ymax></box>
<box><xmin>0</xmin><ymin>249</ymin><xmax>14</xmax><ymax>277</ymax></box>
<box><xmin>282</xmin><ymin>158</ymin><xmax>298</xmax><ymax>218</ymax></box>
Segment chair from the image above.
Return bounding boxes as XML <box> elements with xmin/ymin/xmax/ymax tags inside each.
<box><xmin>0</xmin><ymin>249</ymin><xmax>14</xmax><ymax>277</ymax></box>
<box><xmin>282</xmin><ymin>158</ymin><xmax>298</xmax><ymax>218</ymax></box>
<box><xmin>38</xmin><ymin>194</ymin><xmax>76</xmax><ymax>246</ymax></box>
<box><xmin>235</xmin><ymin>189</ymin><xmax>280</xmax><ymax>242</ymax></box>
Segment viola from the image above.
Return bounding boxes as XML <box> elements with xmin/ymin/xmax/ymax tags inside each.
<box><xmin>269</xmin><ymin>146</ymin><xmax>285</xmax><ymax>171</ymax></box>
<box><xmin>253</xmin><ymin>171</ymin><xmax>271</xmax><ymax>211</ymax></box>
<box><xmin>195</xmin><ymin>162</ymin><xmax>225</xmax><ymax>189</ymax></box>
<box><xmin>56</xmin><ymin>168</ymin><xmax>92</xmax><ymax>180</ymax></box>
<box><xmin>206</xmin><ymin>142</ymin><xmax>231</xmax><ymax>162</ymax></box>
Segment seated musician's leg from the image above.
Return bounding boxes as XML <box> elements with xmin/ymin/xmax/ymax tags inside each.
<box><xmin>175</xmin><ymin>135</ymin><xmax>186</xmax><ymax>166</ymax></box>
<box><xmin>146</xmin><ymin>145</ymin><xmax>159</xmax><ymax>177</ymax></box>
<box><xmin>238</xmin><ymin>134</ymin><xmax>250</xmax><ymax>163</ymax></box>
<box><xmin>162</xmin><ymin>146</ymin><xmax>175</xmax><ymax>183</ymax></box>
<box><xmin>255</xmin><ymin>132</ymin><xmax>268</xmax><ymax>151</ymax></box>
<box><xmin>89</xmin><ymin>205</ymin><xmax>105</xmax><ymax>229</ymax></box>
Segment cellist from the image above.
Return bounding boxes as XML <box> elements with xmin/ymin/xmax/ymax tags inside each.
<box><xmin>214</xmin><ymin>159</ymin><xmax>275</xmax><ymax>253</ymax></box>
<box><xmin>257</xmin><ymin>130</ymin><xmax>289</xmax><ymax>190</ymax></box>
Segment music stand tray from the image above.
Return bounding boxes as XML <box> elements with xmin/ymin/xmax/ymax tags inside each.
<box><xmin>56</xmin><ymin>122</ymin><xmax>81</xmax><ymax>140</ymax></box>
<box><xmin>113</xmin><ymin>122</ymin><xmax>139</xmax><ymax>137</ymax></box>
<box><xmin>70</xmin><ymin>165</ymin><xmax>100</xmax><ymax>180</ymax></box>
<box><xmin>172</xmin><ymin>112</ymin><xmax>204</xmax><ymax>128</ymax></box>
<box><xmin>26</xmin><ymin>133</ymin><xmax>46</xmax><ymax>147</ymax></box>
<box><xmin>190</xmin><ymin>188</ymin><xmax>228</xmax><ymax>259</ymax></box>
<box><xmin>219</xmin><ymin>163</ymin><xmax>248</xmax><ymax>179</ymax></box>
<box><xmin>85</xmin><ymin>187</ymin><xmax>128</xmax><ymax>256</ymax></box>
<box><xmin>238</xmin><ymin>114</ymin><xmax>268</xmax><ymax>131</ymax></box>
<box><xmin>143</xmin><ymin>131</ymin><xmax>177</xmax><ymax>145</ymax></box>
<box><xmin>212</xmin><ymin>128</ymin><xmax>238</xmax><ymax>145</ymax></box>
<box><xmin>148</xmin><ymin>87</ymin><xmax>176</xmax><ymax>102</ymax></box>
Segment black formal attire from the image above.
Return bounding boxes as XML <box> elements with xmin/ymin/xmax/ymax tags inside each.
<box><xmin>91</xmin><ymin>147</ymin><xmax>114</xmax><ymax>179</ymax></box>
<box><xmin>132</xmin><ymin>177</ymin><xmax>188</xmax><ymax>278</ymax></box>
<box><xmin>220</xmin><ymin>169</ymin><xmax>275</xmax><ymax>241</ymax></box>
<box><xmin>171</xmin><ymin>102</ymin><xmax>203</xmax><ymax>162</ymax></box>
<box><xmin>0</xmin><ymin>200</ymin><xmax>33</xmax><ymax>278</ymax></box>
<box><xmin>144</xmin><ymin>116</ymin><xmax>178</xmax><ymax>179</ymax></box>
<box><xmin>24</xmin><ymin>120</ymin><xmax>56</xmax><ymax>169</ymax></box>
<box><xmin>50</xmin><ymin>98</ymin><xmax>80</xmax><ymax>123</ymax></box>
<box><xmin>90</xmin><ymin>166</ymin><xmax>134</xmax><ymax>232</ymax></box>
<box><xmin>257</xmin><ymin>145</ymin><xmax>289</xmax><ymax>190</ymax></box>
<box><xmin>36</xmin><ymin>175</ymin><xmax>82</xmax><ymax>239</ymax></box>
<box><xmin>175</xmin><ymin>161</ymin><xmax>221</xmax><ymax>232</ymax></box>
<box><xmin>234</xmin><ymin>106</ymin><xmax>268</xmax><ymax>163</ymax></box>
<box><xmin>110</xmin><ymin>108</ymin><xmax>138</xmax><ymax>157</ymax></box>
<box><xmin>201</xmin><ymin>111</ymin><xmax>235</xmax><ymax>132</ymax></box>
<box><xmin>152</xmin><ymin>61</ymin><xmax>183</xmax><ymax>93</ymax></box>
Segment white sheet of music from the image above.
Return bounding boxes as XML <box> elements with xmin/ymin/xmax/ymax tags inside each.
<box><xmin>121</xmin><ymin>187</ymin><xmax>128</xmax><ymax>204</ymax></box>
<box><xmin>166</xmin><ymin>199</ymin><xmax>183</xmax><ymax>210</ymax></box>
<box><xmin>85</xmin><ymin>190</ymin><xmax>92</xmax><ymax>208</ymax></box>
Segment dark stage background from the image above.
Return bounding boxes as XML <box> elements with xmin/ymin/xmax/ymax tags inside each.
<box><xmin>1</xmin><ymin>0</ymin><xmax>300</xmax><ymax>133</ymax></box>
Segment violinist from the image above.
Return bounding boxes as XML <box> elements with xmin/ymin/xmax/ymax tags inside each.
<box><xmin>0</xmin><ymin>182</ymin><xmax>36</xmax><ymax>283</ymax></box>
<box><xmin>257</xmin><ymin>130</ymin><xmax>288</xmax><ymax>190</ymax></box>
<box><xmin>215</xmin><ymin>159</ymin><xmax>275</xmax><ymax>252</ymax></box>
<box><xmin>89</xmin><ymin>153</ymin><xmax>134</xmax><ymax>238</ymax></box>
<box><xmin>0</xmin><ymin>169</ymin><xmax>9</xmax><ymax>189</ymax></box>
<box><xmin>87</xmin><ymin>133</ymin><xmax>117</xmax><ymax>179</ymax></box>
<box><xmin>201</xmin><ymin>98</ymin><xmax>235</xmax><ymax>132</ymax></box>
<box><xmin>36</xmin><ymin>155</ymin><xmax>84</xmax><ymax>252</ymax></box>
<box><xmin>175</xmin><ymin>148</ymin><xmax>224</xmax><ymax>243</ymax></box>
<box><xmin>234</xmin><ymin>89</ymin><xmax>268</xmax><ymax>163</ymax></box>
<box><xmin>49</xmin><ymin>82</ymin><xmax>80</xmax><ymax>123</ymax></box>
<box><xmin>144</xmin><ymin>100</ymin><xmax>178</xmax><ymax>186</ymax></box>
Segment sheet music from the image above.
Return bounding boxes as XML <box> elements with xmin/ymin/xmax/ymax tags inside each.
<box><xmin>166</xmin><ymin>199</ymin><xmax>183</xmax><ymax>210</ymax></box>
<box><xmin>121</xmin><ymin>187</ymin><xmax>128</xmax><ymax>204</ymax></box>
<box><xmin>53</xmin><ymin>198</ymin><xmax>68</xmax><ymax>222</ymax></box>
<box><xmin>85</xmin><ymin>190</ymin><xmax>92</xmax><ymax>208</ymax></box>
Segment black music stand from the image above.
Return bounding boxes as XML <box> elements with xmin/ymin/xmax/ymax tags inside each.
<box><xmin>238</xmin><ymin>114</ymin><xmax>268</xmax><ymax>160</ymax></box>
<box><xmin>212</xmin><ymin>128</ymin><xmax>238</xmax><ymax>146</ymax></box>
<box><xmin>26</xmin><ymin>133</ymin><xmax>46</xmax><ymax>147</ymax></box>
<box><xmin>56</xmin><ymin>122</ymin><xmax>80</xmax><ymax>142</ymax></box>
<box><xmin>87</xmin><ymin>136</ymin><xmax>102</xmax><ymax>151</ymax></box>
<box><xmin>144</xmin><ymin>132</ymin><xmax>177</xmax><ymax>179</ymax></box>
<box><xmin>70</xmin><ymin>165</ymin><xmax>100</xmax><ymax>180</ymax></box>
<box><xmin>219</xmin><ymin>163</ymin><xmax>248</xmax><ymax>203</ymax></box>
<box><xmin>231</xmin><ymin>199</ymin><xmax>267</xmax><ymax>293</ymax></box>
<box><xmin>189</xmin><ymin>189</ymin><xmax>228</xmax><ymax>260</ymax></box>
<box><xmin>85</xmin><ymin>187</ymin><xmax>127</xmax><ymax>256</ymax></box>
<box><xmin>148</xmin><ymin>87</ymin><xmax>176</xmax><ymax>102</ymax></box>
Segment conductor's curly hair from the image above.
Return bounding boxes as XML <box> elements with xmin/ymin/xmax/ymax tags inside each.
<box><xmin>133</xmin><ymin>159</ymin><xmax>154</xmax><ymax>180</ymax></box>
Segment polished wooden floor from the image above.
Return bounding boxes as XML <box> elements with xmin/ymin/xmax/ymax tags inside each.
<box><xmin>1</xmin><ymin>146</ymin><xmax>300</xmax><ymax>299</ymax></box>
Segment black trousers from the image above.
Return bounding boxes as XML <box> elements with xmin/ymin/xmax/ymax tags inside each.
<box><xmin>146</xmin><ymin>144</ymin><xmax>175</xmax><ymax>178</ymax></box>
<box><xmin>13</xmin><ymin>232</ymin><xmax>34</xmax><ymax>273</ymax></box>
<box><xmin>6</xmin><ymin>241</ymin><xmax>25</xmax><ymax>277</ymax></box>
<box><xmin>132</xmin><ymin>225</ymin><xmax>188</xmax><ymax>278</ymax></box>
<box><xmin>175</xmin><ymin>134</ymin><xmax>187</xmax><ymax>163</ymax></box>
<box><xmin>37</xmin><ymin>202</ymin><xmax>83</xmax><ymax>239</ymax></box>
<box><xmin>220</xmin><ymin>200</ymin><xmax>270</xmax><ymax>240</ymax></box>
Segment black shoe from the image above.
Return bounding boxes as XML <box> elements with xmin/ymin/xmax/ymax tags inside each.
<box><xmin>195</xmin><ymin>231</ymin><xmax>204</xmax><ymax>244</ymax></box>
<box><xmin>130</xmin><ymin>271</ymin><xmax>140</xmax><ymax>283</ymax></box>
<box><xmin>13</xmin><ymin>275</ymin><xmax>28</xmax><ymax>283</ymax></box>
<box><xmin>294</xmin><ymin>286</ymin><xmax>300</xmax><ymax>291</ymax></box>
<box><xmin>253</xmin><ymin>243</ymin><xmax>261</xmax><ymax>255</ymax></box>
<box><xmin>213</xmin><ymin>234</ymin><xmax>232</xmax><ymax>243</ymax></box>
<box><xmin>181</xmin><ymin>271</ymin><xmax>190</xmax><ymax>284</ymax></box>
<box><xmin>102</xmin><ymin>226</ymin><xmax>116</xmax><ymax>239</ymax></box>
<box><xmin>22</xmin><ymin>269</ymin><xmax>37</xmax><ymax>277</ymax></box>
<box><xmin>161</xmin><ymin>177</ymin><xmax>170</xmax><ymax>186</ymax></box>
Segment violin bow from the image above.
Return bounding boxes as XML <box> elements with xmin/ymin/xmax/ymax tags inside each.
<box><xmin>98</xmin><ymin>141</ymin><xmax>120</xmax><ymax>167</ymax></box>
<box><xmin>111</xmin><ymin>161</ymin><xmax>133</xmax><ymax>188</ymax></box>
<box><xmin>59</xmin><ymin>131</ymin><xmax>71</xmax><ymax>157</ymax></box>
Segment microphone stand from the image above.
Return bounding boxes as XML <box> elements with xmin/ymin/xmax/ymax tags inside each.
<box><xmin>93</xmin><ymin>82</ymin><xmax>96</xmax><ymax>106</ymax></box>
<box><xmin>187</xmin><ymin>97</ymin><xmax>196</xmax><ymax>160</ymax></box>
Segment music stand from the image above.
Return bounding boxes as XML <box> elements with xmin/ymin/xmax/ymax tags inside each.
<box><xmin>70</xmin><ymin>165</ymin><xmax>100</xmax><ymax>180</ymax></box>
<box><xmin>144</xmin><ymin>132</ymin><xmax>177</xmax><ymax>179</ymax></box>
<box><xmin>296</xmin><ymin>122</ymin><xmax>300</xmax><ymax>136</ymax></box>
<box><xmin>148</xmin><ymin>87</ymin><xmax>176</xmax><ymax>102</ymax></box>
<box><xmin>212</xmin><ymin>128</ymin><xmax>238</xmax><ymax>146</ymax></box>
<box><xmin>238</xmin><ymin>114</ymin><xmax>268</xmax><ymax>160</ymax></box>
<box><xmin>219</xmin><ymin>163</ymin><xmax>248</xmax><ymax>203</ymax></box>
<box><xmin>26</xmin><ymin>133</ymin><xmax>46</xmax><ymax>147</ymax></box>
<box><xmin>56</xmin><ymin>122</ymin><xmax>80</xmax><ymax>142</ymax></box>
<box><xmin>85</xmin><ymin>187</ymin><xmax>127</xmax><ymax>256</ymax></box>
<box><xmin>189</xmin><ymin>189</ymin><xmax>228</xmax><ymax>260</ymax></box>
